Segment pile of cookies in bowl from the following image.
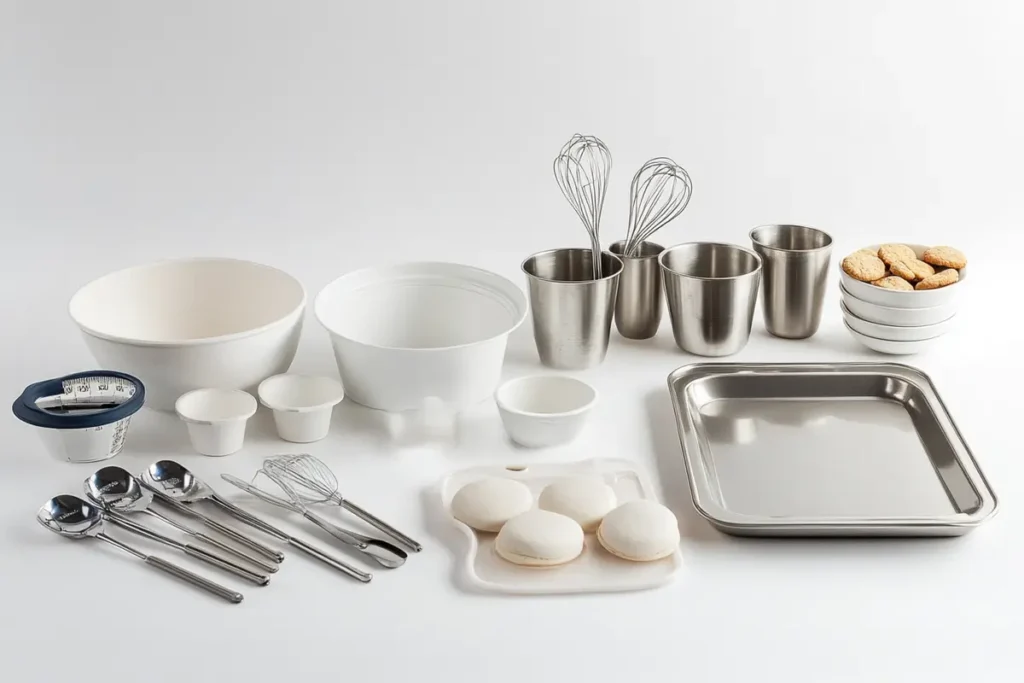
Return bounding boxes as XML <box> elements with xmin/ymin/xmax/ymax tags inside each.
<box><xmin>839</xmin><ymin>243</ymin><xmax>967</xmax><ymax>355</ymax></box>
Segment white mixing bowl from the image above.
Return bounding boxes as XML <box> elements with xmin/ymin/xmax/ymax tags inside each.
<box><xmin>69</xmin><ymin>258</ymin><xmax>306</xmax><ymax>411</ymax></box>
<box><xmin>315</xmin><ymin>262</ymin><xmax>528</xmax><ymax>412</ymax></box>
<box><xmin>839</xmin><ymin>244</ymin><xmax>967</xmax><ymax>308</ymax></box>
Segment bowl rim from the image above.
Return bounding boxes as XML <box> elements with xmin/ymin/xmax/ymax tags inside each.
<box><xmin>256</xmin><ymin>373</ymin><xmax>345</xmax><ymax>413</ymax></box>
<box><xmin>68</xmin><ymin>257</ymin><xmax>307</xmax><ymax>348</ymax></box>
<box><xmin>842</xmin><ymin>319</ymin><xmax>944</xmax><ymax>344</ymax></box>
<box><xmin>315</xmin><ymin>261</ymin><xmax>529</xmax><ymax>353</ymax></box>
<box><xmin>494</xmin><ymin>374</ymin><xmax>598</xmax><ymax>418</ymax></box>
<box><xmin>174</xmin><ymin>387</ymin><xmax>258</xmax><ymax>424</ymax></box>
<box><xmin>839</xmin><ymin>299</ymin><xmax>955</xmax><ymax>332</ymax></box>
<box><xmin>838</xmin><ymin>282</ymin><xmax>955</xmax><ymax>314</ymax></box>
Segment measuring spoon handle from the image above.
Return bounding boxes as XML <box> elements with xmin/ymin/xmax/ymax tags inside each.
<box><xmin>145</xmin><ymin>555</ymin><xmax>244</xmax><ymax>604</ymax></box>
<box><xmin>143</xmin><ymin>508</ymin><xmax>278</xmax><ymax>573</ymax></box>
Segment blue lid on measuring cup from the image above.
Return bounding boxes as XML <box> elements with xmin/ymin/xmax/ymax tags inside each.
<box><xmin>12</xmin><ymin>370</ymin><xmax>146</xmax><ymax>429</ymax></box>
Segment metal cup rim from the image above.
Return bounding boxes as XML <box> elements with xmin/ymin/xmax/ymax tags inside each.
<box><xmin>609</xmin><ymin>240</ymin><xmax>665</xmax><ymax>260</ymax></box>
<box><xmin>520</xmin><ymin>248</ymin><xmax>624</xmax><ymax>284</ymax></box>
<box><xmin>748</xmin><ymin>224</ymin><xmax>834</xmax><ymax>253</ymax></box>
<box><xmin>658</xmin><ymin>242</ymin><xmax>763</xmax><ymax>282</ymax></box>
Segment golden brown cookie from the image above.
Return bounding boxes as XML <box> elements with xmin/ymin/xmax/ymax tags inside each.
<box><xmin>872</xmin><ymin>275</ymin><xmax>914</xmax><ymax>291</ymax></box>
<box><xmin>915</xmin><ymin>268</ymin><xmax>960</xmax><ymax>290</ymax></box>
<box><xmin>889</xmin><ymin>258</ymin><xmax>936</xmax><ymax>282</ymax></box>
<box><xmin>855</xmin><ymin>248</ymin><xmax>879</xmax><ymax>258</ymax></box>
<box><xmin>842</xmin><ymin>252</ymin><xmax>886</xmax><ymax>282</ymax></box>
<box><xmin>922</xmin><ymin>246</ymin><xmax>967</xmax><ymax>269</ymax></box>
<box><xmin>877</xmin><ymin>244</ymin><xmax>917</xmax><ymax>267</ymax></box>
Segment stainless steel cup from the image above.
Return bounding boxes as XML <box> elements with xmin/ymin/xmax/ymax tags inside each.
<box><xmin>521</xmin><ymin>248</ymin><xmax>623</xmax><ymax>369</ymax></box>
<box><xmin>610</xmin><ymin>240</ymin><xmax>665</xmax><ymax>340</ymax></box>
<box><xmin>749</xmin><ymin>224</ymin><xmax>833</xmax><ymax>339</ymax></box>
<box><xmin>659</xmin><ymin>242</ymin><xmax>762</xmax><ymax>357</ymax></box>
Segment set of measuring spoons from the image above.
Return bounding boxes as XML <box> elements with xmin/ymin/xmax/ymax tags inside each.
<box><xmin>37</xmin><ymin>456</ymin><xmax>424</xmax><ymax>604</ymax></box>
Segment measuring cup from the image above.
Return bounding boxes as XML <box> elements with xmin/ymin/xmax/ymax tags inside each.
<box><xmin>175</xmin><ymin>388</ymin><xmax>257</xmax><ymax>456</ymax></box>
<box><xmin>257</xmin><ymin>374</ymin><xmax>344</xmax><ymax>443</ymax></box>
<box><xmin>13</xmin><ymin>371</ymin><xmax>145</xmax><ymax>463</ymax></box>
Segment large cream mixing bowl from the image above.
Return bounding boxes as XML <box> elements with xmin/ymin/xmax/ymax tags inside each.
<box><xmin>69</xmin><ymin>257</ymin><xmax>305</xmax><ymax>411</ymax></box>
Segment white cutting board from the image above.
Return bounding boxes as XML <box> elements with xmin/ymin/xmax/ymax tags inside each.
<box><xmin>437</xmin><ymin>458</ymin><xmax>684</xmax><ymax>595</ymax></box>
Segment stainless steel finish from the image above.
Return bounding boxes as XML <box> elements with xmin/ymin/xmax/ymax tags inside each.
<box><xmin>145</xmin><ymin>486</ymin><xmax>285</xmax><ymax>564</ymax></box>
<box><xmin>221</xmin><ymin>473</ymin><xmax>407</xmax><ymax>569</ymax></box>
<box><xmin>262</xmin><ymin>453</ymin><xmax>423</xmax><ymax>552</ymax></box>
<box><xmin>667</xmin><ymin>362</ymin><xmax>998</xmax><ymax>537</ymax></box>
<box><xmin>36</xmin><ymin>494</ymin><xmax>243</xmax><ymax>604</ymax></box>
<box><xmin>749</xmin><ymin>224</ymin><xmax>833</xmax><ymax>339</ymax></box>
<box><xmin>141</xmin><ymin>460</ymin><xmax>371</xmax><ymax>583</ymax></box>
<box><xmin>521</xmin><ymin>248</ymin><xmax>623</xmax><ymax>369</ymax></box>
<box><xmin>84</xmin><ymin>465</ymin><xmax>279</xmax><ymax>574</ymax></box>
<box><xmin>610</xmin><ymin>240</ymin><xmax>664</xmax><ymax>340</ymax></box>
<box><xmin>101</xmin><ymin>510</ymin><xmax>270</xmax><ymax>586</ymax></box>
<box><xmin>621</xmin><ymin>157</ymin><xmax>692</xmax><ymax>256</ymax></box>
<box><xmin>659</xmin><ymin>242</ymin><xmax>762</xmax><ymax>356</ymax></box>
<box><xmin>553</xmin><ymin>134</ymin><xmax>612</xmax><ymax>279</ymax></box>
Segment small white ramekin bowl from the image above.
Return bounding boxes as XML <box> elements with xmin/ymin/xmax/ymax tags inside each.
<box><xmin>494</xmin><ymin>375</ymin><xmax>597</xmax><ymax>449</ymax></box>
<box><xmin>175</xmin><ymin>388</ymin><xmax>257</xmax><ymax>456</ymax></box>
<box><xmin>257</xmin><ymin>374</ymin><xmax>344</xmax><ymax>443</ymax></box>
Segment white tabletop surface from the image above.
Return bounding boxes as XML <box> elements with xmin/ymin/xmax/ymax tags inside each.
<box><xmin>2</xmin><ymin>2</ymin><xmax>1022</xmax><ymax>681</ymax></box>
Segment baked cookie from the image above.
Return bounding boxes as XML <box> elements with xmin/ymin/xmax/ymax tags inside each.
<box><xmin>855</xmin><ymin>248</ymin><xmax>879</xmax><ymax>258</ymax></box>
<box><xmin>877</xmin><ymin>244</ymin><xmax>917</xmax><ymax>267</ymax></box>
<box><xmin>842</xmin><ymin>252</ymin><xmax>886</xmax><ymax>282</ymax></box>
<box><xmin>922</xmin><ymin>246</ymin><xmax>967</xmax><ymax>270</ymax></box>
<box><xmin>889</xmin><ymin>258</ymin><xmax>935</xmax><ymax>282</ymax></box>
<box><xmin>915</xmin><ymin>268</ymin><xmax>959</xmax><ymax>290</ymax></box>
<box><xmin>872</xmin><ymin>275</ymin><xmax>914</xmax><ymax>291</ymax></box>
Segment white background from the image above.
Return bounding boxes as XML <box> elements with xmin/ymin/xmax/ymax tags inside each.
<box><xmin>2</xmin><ymin>1</ymin><xmax>1022</xmax><ymax>681</ymax></box>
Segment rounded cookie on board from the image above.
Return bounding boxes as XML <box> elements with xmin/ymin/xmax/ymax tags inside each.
<box><xmin>538</xmin><ymin>476</ymin><xmax>618</xmax><ymax>532</ymax></box>
<box><xmin>915</xmin><ymin>268</ymin><xmax>960</xmax><ymax>290</ymax></box>
<box><xmin>450</xmin><ymin>477</ymin><xmax>533</xmax><ymax>532</ymax></box>
<box><xmin>842</xmin><ymin>252</ymin><xmax>886</xmax><ymax>282</ymax></box>
<box><xmin>922</xmin><ymin>246</ymin><xmax>967</xmax><ymax>270</ymax></box>
<box><xmin>872</xmin><ymin>275</ymin><xmax>914</xmax><ymax>291</ymax></box>
<box><xmin>494</xmin><ymin>509</ymin><xmax>585</xmax><ymax>567</ymax></box>
<box><xmin>596</xmin><ymin>499</ymin><xmax>680</xmax><ymax>562</ymax></box>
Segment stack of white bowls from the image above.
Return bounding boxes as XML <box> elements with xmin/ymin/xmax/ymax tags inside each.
<box><xmin>839</xmin><ymin>244</ymin><xmax>966</xmax><ymax>355</ymax></box>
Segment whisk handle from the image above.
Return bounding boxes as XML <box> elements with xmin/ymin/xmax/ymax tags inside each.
<box><xmin>337</xmin><ymin>497</ymin><xmax>424</xmax><ymax>553</ymax></box>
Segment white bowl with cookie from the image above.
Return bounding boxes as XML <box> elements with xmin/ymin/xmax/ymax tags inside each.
<box><xmin>840</xmin><ymin>300</ymin><xmax>956</xmax><ymax>342</ymax></box>
<box><xmin>839</xmin><ymin>243</ymin><xmax>967</xmax><ymax>308</ymax></box>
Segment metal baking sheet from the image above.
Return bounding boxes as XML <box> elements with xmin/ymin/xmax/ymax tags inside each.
<box><xmin>667</xmin><ymin>362</ymin><xmax>997</xmax><ymax>537</ymax></box>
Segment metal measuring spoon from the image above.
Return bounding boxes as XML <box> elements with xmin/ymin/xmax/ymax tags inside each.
<box><xmin>221</xmin><ymin>473</ymin><xmax>407</xmax><ymax>569</ymax></box>
<box><xmin>141</xmin><ymin>460</ymin><xmax>371</xmax><ymax>583</ymax></box>
<box><xmin>36</xmin><ymin>494</ymin><xmax>243</xmax><ymax>604</ymax></box>
<box><xmin>139</xmin><ymin>461</ymin><xmax>285</xmax><ymax>564</ymax></box>
<box><xmin>85</xmin><ymin>466</ymin><xmax>278</xmax><ymax>575</ymax></box>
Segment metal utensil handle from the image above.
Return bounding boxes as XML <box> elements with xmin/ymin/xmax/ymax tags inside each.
<box><xmin>337</xmin><ymin>497</ymin><xmax>423</xmax><ymax>552</ymax></box>
<box><xmin>190</xmin><ymin>529</ymin><xmax>280</xmax><ymax>574</ymax></box>
<box><xmin>149</xmin><ymin>490</ymin><xmax>285</xmax><ymax>563</ymax></box>
<box><xmin>144</xmin><ymin>508</ymin><xmax>279</xmax><ymax>573</ymax></box>
<box><xmin>209</xmin><ymin>494</ymin><xmax>289</xmax><ymax>542</ymax></box>
<box><xmin>105</xmin><ymin>512</ymin><xmax>186</xmax><ymax>551</ymax></box>
<box><xmin>302</xmin><ymin>510</ymin><xmax>367</xmax><ymax>548</ymax></box>
<box><xmin>286</xmin><ymin>535</ymin><xmax>372</xmax><ymax>583</ymax></box>
<box><xmin>183</xmin><ymin>544</ymin><xmax>270</xmax><ymax>586</ymax></box>
<box><xmin>144</xmin><ymin>555</ymin><xmax>244</xmax><ymax>604</ymax></box>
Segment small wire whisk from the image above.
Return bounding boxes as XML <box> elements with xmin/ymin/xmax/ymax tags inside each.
<box><xmin>553</xmin><ymin>134</ymin><xmax>613</xmax><ymax>279</ymax></box>
<box><xmin>623</xmin><ymin>157</ymin><xmax>692</xmax><ymax>257</ymax></box>
<box><xmin>262</xmin><ymin>453</ymin><xmax>423</xmax><ymax>552</ymax></box>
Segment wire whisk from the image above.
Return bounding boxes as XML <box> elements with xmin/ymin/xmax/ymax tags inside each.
<box><xmin>623</xmin><ymin>157</ymin><xmax>692</xmax><ymax>257</ymax></box>
<box><xmin>553</xmin><ymin>134</ymin><xmax>613</xmax><ymax>279</ymax></box>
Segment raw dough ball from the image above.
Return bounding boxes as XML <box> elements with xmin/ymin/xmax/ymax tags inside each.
<box><xmin>537</xmin><ymin>476</ymin><xmax>617</xmax><ymax>532</ymax></box>
<box><xmin>597</xmin><ymin>499</ymin><xmax>680</xmax><ymax>562</ymax></box>
<box><xmin>450</xmin><ymin>477</ymin><xmax>533</xmax><ymax>532</ymax></box>
<box><xmin>494</xmin><ymin>509</ymin><xmax>585</xmax><ymax>566</ymax></box>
